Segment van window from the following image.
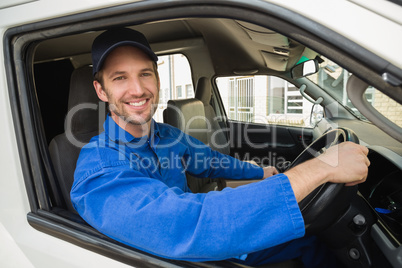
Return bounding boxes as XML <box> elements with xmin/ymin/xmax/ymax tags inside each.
<box><xmin>216</xmin><ymin>76</ymin><xmax>319</xmax><ymax>127</ymax></box>
<box><xmin>154</xmin><ymin>54</ymin><xmax>194</xmax><ymax>122</ymax></box>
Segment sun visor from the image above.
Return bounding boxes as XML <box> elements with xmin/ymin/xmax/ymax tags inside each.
<box><xmin>236</xmin><ymin>21</ymin><xmax>290</xmax><ymax>48</ymax></box>
<box><xmin>261</xmin><ymin>51</ymin><xmax>288</xmax><ymax>71</ymax></box>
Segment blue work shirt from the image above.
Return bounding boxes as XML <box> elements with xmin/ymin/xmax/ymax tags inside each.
<box><xmin>71</xmin><ymin>115</ymin><xmax>305</xmax><ymax>262</ymax></box>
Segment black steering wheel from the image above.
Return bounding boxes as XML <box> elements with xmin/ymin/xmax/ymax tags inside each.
<box><xmin>285</xmin><ymin>128</ymin><xmax>360</xmax><ymax>233</ymax></box>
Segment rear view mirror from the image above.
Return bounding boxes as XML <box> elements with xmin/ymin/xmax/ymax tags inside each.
<box><xmin>291</xmin><ymin>59</ymin><xmax>319</xmax><ymax>79</ymax></box>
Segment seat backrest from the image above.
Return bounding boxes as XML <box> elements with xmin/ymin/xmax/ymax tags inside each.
<box><xmin>49</xmin><ymin>65</ymin><xmax>106</xmax><ymax>212</ymax></box>
<box><xmin>195</xmin><ymin>77</ymin><xmax>230</xmax><ymax>155</ymax></box>
<box><xmin>164</xmin><ymin>98</ymin><xmax>220</xmax><ymax>193</ymax></box>
<box><xmin>164</xmin><ymin>98</ymin><xmax>209</xmax><ymax>144</ymax></box>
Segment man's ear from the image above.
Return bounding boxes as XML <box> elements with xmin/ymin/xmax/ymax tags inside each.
<box><xmin>93</xmin><ymin>80</ymin><xmax>108</xmax><ymax>102</ymax></box>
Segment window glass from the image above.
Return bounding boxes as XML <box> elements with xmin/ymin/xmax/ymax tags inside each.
<box><xmin>216</xmin><ymin>76</ymin><xmax>317</xmax><ymax>127</ymax></box>
<box><xmin>370</xmin><ymin>89</ymin><xmax>402</xmax><ymax>127</ymax></box>
<box><xmin>306</xmin><ymin>56</ymin><xmax>402</xmax><ymax>127</ymax></box>
<box><xmin>186</xmin><ymin>84</ymin><xmax>193</xmax><ymax>97</ymax></box>
<box><xmin>154</xmin><ymin>54</ymin><xmax>194</xmax><ymax>122</ymax></box>
<box><xmin>176</xmin><ymin>85</ymin><xmax>183</xmax><ymax>98</ymax></box>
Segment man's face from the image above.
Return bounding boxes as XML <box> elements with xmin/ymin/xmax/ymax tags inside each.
<box><xmin>94</xmin><ymin>46</ymin><xmax>160</xmax><ymax>127</ymax></box>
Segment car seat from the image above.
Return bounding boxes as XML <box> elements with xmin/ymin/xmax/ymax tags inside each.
<box><xmin>164</xmin><ymin>98</ymin><xmax>222</xmax><ymax>193</ymax></box>
<box><xmin>194</xmin><ymin>77</ymin><xmax>230</xmax><ymax>155</ymax></box>
<box><xmin>49</xmin><ymin>65</ymin><xmax>106</xmax><ymax>212</ymax></box>
<box><xmin>164</xmin><ymin>77</ymin><xmax>263</xmax><ymax>191</ymax></box>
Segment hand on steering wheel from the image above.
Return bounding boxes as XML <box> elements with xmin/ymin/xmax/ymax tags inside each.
<box><xmin>285</xmin><ymin>128</ymin><xmax>363</xmax><ymax>233</ymax></box>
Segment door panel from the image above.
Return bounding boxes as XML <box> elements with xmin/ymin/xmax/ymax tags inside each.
<box><xmin>214</xmin><ymin>74</ymin><xmax>320</xmax><ymax>167</ymax></box>
<box><xmin>228</xmin><ymin>121</ymin><xmax>313</xmax><ymax>167</ymax></box>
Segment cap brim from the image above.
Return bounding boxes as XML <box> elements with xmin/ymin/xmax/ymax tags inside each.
<box><xmin>94</xmin><ymin>41</ymin><xmax>158</xmax><ymax>75</ymax></box>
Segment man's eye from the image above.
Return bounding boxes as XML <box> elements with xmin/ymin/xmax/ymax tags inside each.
<box><xmin>141</xmin><ymin>73</ymin><xmax>152</xmax><ymax>77</ymax></box>
<box><xmin>113</xmin><ymin>76</ymin><xmax>124</xmax><ymax>81</ymax></box>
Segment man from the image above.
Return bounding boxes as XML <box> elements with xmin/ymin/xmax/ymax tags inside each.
<box><xmin>71</xmin><ymin>28</ymin><xmax>369</xmax><ymax>267</ymax></box>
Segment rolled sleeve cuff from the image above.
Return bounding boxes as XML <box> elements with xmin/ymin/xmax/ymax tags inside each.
<box><xmin>279</xmin><ymin>174</ymin><xmax>305</xmax><ymax>237</ymax></box>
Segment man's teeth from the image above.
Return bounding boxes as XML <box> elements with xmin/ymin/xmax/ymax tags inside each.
<box><xmin>129</xmin><ymin>100</ymin><xmax>146</xmax><ymax>107</ymax></box>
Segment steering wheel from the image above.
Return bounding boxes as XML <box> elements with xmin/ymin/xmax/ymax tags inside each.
<box><xmin>285</xmin><ymin>128</ymin><xmax>360</xmax><ymax>233</ymax></box>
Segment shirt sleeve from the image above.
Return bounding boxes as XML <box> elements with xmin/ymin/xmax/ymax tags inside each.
<box><xmin>178</xmin><ymin>131</ymin><xmax>265</xmax><ymax>180</ymax></box>
<box><xmin>71</xmin><ymin>146</ymin><xmax>305</xmax><ymax>262</ymax></box>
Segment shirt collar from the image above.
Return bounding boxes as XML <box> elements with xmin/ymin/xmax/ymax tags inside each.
<box><xmin>104</xmin><ymin>114</ymin><xmax>160</xmax><ymax>144</ymax></box>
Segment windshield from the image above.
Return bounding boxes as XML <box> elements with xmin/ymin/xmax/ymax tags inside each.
<box><xmin>306</xmin><ymin>57</ymin><xmax>402</xmax><ymax>128</ymax></box>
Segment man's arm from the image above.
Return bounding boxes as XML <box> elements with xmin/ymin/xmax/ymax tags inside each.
<box><xmin>283</xmin><ymin>142</ymin><xmax>369</xmax><ymax>202</ymax></box>
<box><xmin>72</xmin><ymin>165</ymin><xmax>305</xmax><ymax>261</ymax></box>
<box><xmin>180</xmin><ymin>132</ymin><xmax>265</xmax><ymax>180</ymax></box>
<box><xmin>262</xmin><ymin>166</ymin><xmax>279</xmax><ymax>178</ymax></box>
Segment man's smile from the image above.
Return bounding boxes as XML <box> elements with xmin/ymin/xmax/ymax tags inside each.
<box><xmin>126</xmin><ymin>99</ymin><xmax>149</xmax><ymax>107</ymax></box>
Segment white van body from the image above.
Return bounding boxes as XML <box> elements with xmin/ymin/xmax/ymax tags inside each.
<box><xmin>1</xmin><ymin>1</ymin><xmax>401</xmax><ymax>267</ymax></box>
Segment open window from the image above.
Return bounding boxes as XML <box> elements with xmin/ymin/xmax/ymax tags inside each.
<box><xmin>155</xmin><ymin>54</ymin><xmax>194</xmax><ymax>122</ymax></box>
<box><xmin>216</xmin><ymin>75</ymin><xmax>322</xmax><ymax>127</ymax></box>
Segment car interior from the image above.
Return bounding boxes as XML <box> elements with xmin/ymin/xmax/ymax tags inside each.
<box><xmin>5</xmin><ymin>2</ymin><xmax>402</xmax><ymax>267</ymax></box>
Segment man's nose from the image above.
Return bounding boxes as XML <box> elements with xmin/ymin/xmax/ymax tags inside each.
<box><xmin>127</xmin><ymin>77</ymin><xmax>144</xmax><ymax>96</ymax></box>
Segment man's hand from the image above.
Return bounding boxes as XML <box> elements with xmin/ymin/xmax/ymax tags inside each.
<box><xmin>262</xmin><ymin>166</ymin><xmax>279</xmax><ymax>178</ymax></box>
<box><xmin>284</xmin><ymin>142</ymin><xmax>370</xmax><ymax>202</ymax></box>
<box><xmin>317</xmin><ymin>142</ymin><xmax>370</xmax><ymax>186</ymax></box>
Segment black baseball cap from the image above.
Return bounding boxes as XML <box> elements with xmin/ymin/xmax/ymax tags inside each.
<box><xmin>91</xmin><ymin>27</ymin><xmax>158</xmax><ymax>76</ymax></box>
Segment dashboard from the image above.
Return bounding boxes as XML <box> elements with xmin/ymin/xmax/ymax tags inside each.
<box><xmin>360</xmin><ymin>146</ymin><xmax>402</xmax><ymax>245</ymax></box>
<box><xmin>313</xmin><ymin>117</ymin><xmax>402</xmax><ymax>266</ymax></box>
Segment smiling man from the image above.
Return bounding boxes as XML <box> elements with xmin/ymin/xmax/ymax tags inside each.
<box><xmin>71</xmin><ymin>27</ymin><xmax>369</xmax><ymax>267</ymax></box>
<box><xmin>92</xmin><ymin>29</ymin><xmax>160</xmax><ymax>137</ymax></box>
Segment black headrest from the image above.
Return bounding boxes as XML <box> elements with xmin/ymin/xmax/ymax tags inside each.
<box><xmin>66</xmin><ymin>66</ymin><xmax>105</xmax><ymax>136</ymax></box>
